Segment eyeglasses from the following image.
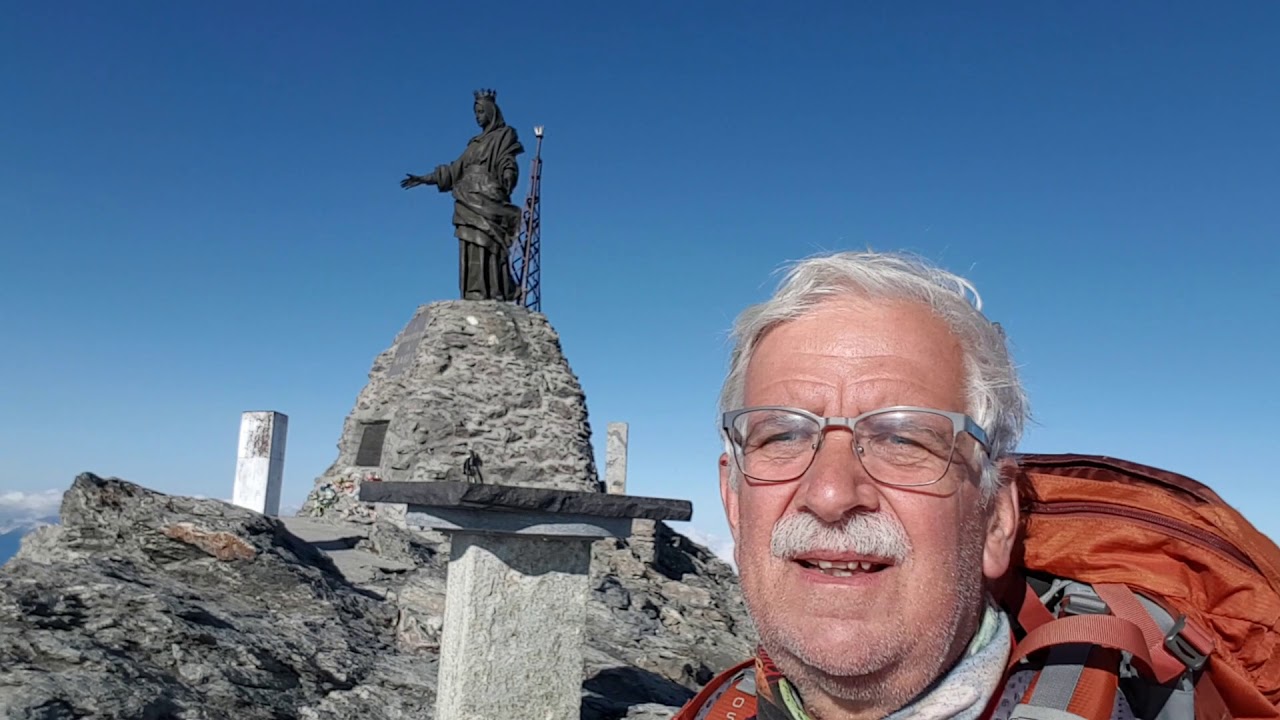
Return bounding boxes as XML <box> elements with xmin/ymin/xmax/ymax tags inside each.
<box><xmin>721</xmin><ymin>406</ymin><xmax>990</xmax><ymax>487</ymax></box>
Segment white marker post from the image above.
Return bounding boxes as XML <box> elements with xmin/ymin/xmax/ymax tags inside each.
<box><xmin>605</xmin><ymin>422</ymin><xmax>628</xmax><ymax>494</ymax></box>
<box><xmin>233</xmin><ymin>411</ymin><xmax>287</xmax><ymax>516</ymax></box>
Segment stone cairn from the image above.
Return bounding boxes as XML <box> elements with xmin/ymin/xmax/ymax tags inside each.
<box><xmin>301</xmin><ymin>299</ymin><xmax>693</xmax><ymax>720</ymax></box>
<box><xmin>301</xmin><ymin>300</ymin><xmax>603</xmax><ymax>522</ymax></box>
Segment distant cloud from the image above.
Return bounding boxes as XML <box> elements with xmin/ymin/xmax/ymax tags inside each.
<box><xmin>0</xmin><ymin>489</ymin><xmax>64</xmax><ymax>534</ymax></box>
<box><xmin>683</xmin><ymin>526</ymin><xmax>737</xmax><ymax>571</ymax></box>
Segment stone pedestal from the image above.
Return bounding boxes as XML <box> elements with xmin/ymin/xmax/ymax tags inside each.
<box><xmin>359</xmin><ymin>481</ymin><xmax>692</xmax><ymax>720</ymax></box>
<box><xmin>303</xmin><ymin>302</ymin><xmax>603</xmax><ymax>523</ymax></box>
<box><xmin>232</xmin><ymin>411</ymin><xmax>287</xmax><ymax>516</ymax></box>
<box><xmin>438</xmin><ymin>533</ymin><xmax>591</xmax><ymax>719</ymax></box>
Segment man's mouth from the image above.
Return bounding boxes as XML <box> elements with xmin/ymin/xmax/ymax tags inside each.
<box><xmin>793</xmin><ymin>558</ymin><xmax>892</xmax><ymax>577</ymax></box>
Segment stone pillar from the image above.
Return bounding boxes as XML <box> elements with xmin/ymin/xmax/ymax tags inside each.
<box><xmin>437</xmin><ymin>533</ymin><xmax>592</xmax><ymax>720</ymax></box>
<box><xmin>233</xmin><ymin>411</ymin><xmax>287</xmax><ymax>516</ymax></box>
<box><xmin>605</xmin><ymin>422</ymin><xmax>629</xmax><ymax>494</ymax></box>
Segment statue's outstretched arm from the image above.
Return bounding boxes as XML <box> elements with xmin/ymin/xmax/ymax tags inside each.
<box><xmin>400</xmin><ymin>172</ymin><xmax>437</xmax><ymax>189</ymax></box>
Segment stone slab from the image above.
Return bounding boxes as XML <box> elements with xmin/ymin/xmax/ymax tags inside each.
<box><xmin>278</xmin><ymin>517</ymin><xmax>370</xmax><ymax>548</ymax></box>
<box><xmin>406</xmin><ymin>507</ymin><xmax>633</xmax><ymax>539</ymax></box>
<box><xmin>325</xmin><ymin>548</ymin><xmax>416</xmax><ymax>585</ymax></box>
<box><xmin>359</xmin><ymin>481</ymin><xmax>692</xmax><ymax>522</ymax></box>
<box><xmin>386</xmin><ymin>311</ymin><xmax>430</xmax><ymax>378</ymax></box>
<box><xmin>435</xmin><ymin>531</ymin><xmax>592</xmax><ymax>720</ymax></box>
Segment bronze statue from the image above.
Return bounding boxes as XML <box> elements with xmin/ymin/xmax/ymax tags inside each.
<box><xmin>401</xmin><ymin>89</ymin><xmax>524</xmax><ymax>301</ymax></box>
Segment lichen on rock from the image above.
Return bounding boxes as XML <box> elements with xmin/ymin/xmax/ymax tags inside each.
<box><xmin>163</xmin><ymin>522</ymin><xmax>258</xmax><ymax>562</ymax></box>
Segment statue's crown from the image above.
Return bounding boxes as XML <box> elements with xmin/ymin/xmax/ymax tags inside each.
<box><xmin>474</xmin><ymin>88</ymin><xmax>497</xmax><ymax>102</ymax></box>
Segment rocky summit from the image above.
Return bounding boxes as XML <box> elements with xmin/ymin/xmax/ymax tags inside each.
<box><xmin>303</xmin><ymin>300</ymin><xmax>602</xmax><ymax>521</ymax></box>
<box><xmin>0</xmin><ymin>474</ymin><xmax>756</xmax><ymax>719</ymax></box>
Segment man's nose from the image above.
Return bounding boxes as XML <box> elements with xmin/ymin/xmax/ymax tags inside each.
<box><xmin>796</xmin><ymin>429</ymin><xmax>881</xmax><ymax>522</ymax></box>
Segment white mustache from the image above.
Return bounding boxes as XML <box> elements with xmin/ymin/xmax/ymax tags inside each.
<box><xmin>770</xmin><ymin>512</ymin><xmax>911</xmax><ymax>563</ymax></box>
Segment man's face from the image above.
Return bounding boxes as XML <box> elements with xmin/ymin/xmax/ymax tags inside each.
<box><xmin>719</xmin><ymin>296</ymin><xmax>1017</xmax><ymax>708</ymax></box>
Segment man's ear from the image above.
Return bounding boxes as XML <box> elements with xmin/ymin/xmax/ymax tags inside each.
<box><xmin>982</xmin><ymin>458</ymin><xmax>1020</xmax><ymax>581</ymax></box>
<box><xmin>719</xmin><ymin>453</ymin><xmax>741</xmax><ymax>544</ymax></box>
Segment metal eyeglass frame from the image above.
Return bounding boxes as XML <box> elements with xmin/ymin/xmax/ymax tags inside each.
<box><xmin>720</xmin><ymin>405</ymin><xmax>990</xmax><ymax>486</ymax></box>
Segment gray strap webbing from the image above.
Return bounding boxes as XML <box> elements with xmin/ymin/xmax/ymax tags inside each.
<box><xmin>1010</xmin><ymin>704</ymin><xmax>1090</xmax><ymax>720</ymax></box>
<box><xmin>736</xmin><ymin>670</ymin><xmax>757</xmax><ymax>696</ymax></box>
<box><xmin>1028</xmin><ymin>644</ymin><xmax>1092</xmax><ymax>711</ymax></box>
<box><xmin>692</xmin><ymin>668</ymin><xmax>753</xmax><ymax>720</ymax></box>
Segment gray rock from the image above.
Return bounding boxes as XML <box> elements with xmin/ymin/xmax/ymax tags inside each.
<box><xmin>277</xmin><ymin>516</ymin><xmax>370</xmax><ymax>548</ymax></box>
<box><xmin>302</xmin><ymin>301</ymin><xmax>602</xmax><ymax>521</ymax></box>
<box><xmin>0</xmin><ymin>474</ymin><xmax>757</xmax><ymax>719</ymax></box>
<box><xmin>324</xmin><ymin>548</ymin><xmax>416</xmax><ymax>586</ymax></box>
<box><xmin>0</xmin><ymin>474</ymin><xmax>431</xmax><ymax>720</ymax></box>
<box><xmin>586</xmin><ymin>522</ymin><xmax>757</xmax><ymax>700</ymax></box>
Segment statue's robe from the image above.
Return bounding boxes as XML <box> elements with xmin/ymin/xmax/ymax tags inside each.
<box><xmin>431</xmin><ymin>123</ymin><xmax>525</xmax><ymax>301</ymax></box>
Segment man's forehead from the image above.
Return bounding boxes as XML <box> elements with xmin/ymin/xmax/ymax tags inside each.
<box><xmin>742</xmin><ymin>296</ymin><xmax>966</xmax><ymax>402</ymax></box>
<box><xmin>751</xmin><ymin>296</ymin><xmax>957</xmax><ymax>355</ymax></box>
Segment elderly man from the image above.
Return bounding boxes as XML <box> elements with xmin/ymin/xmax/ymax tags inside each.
<box><xmin>684</xmin><ymin>250</ymin><xmax>1028</xmax><ymax>720</ymax></box>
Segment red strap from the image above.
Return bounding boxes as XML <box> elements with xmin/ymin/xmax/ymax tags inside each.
<box><xmin>1093</xmin><ymin>584</ymin><xmax>1187</xmax><ymax>684</ymax></box>
<box><xmin>1017</xmin><ymin>580</ymin><xmax>1058</xmax><ymax>634</ymax></box>
<box><xmin>997</xmin><ymin>575</ymin><xmax>1057</xmax><ymax>635</ymax></box>
<box><xmin>1194</xmin><ymin>669</ymin><xmax>1232</xmax><ymax>720</ymax></box>
<box><xmin>1066</xmin><ymin>646</ymin><xmax>1123</xmax><ymax>720</ymax></box>
<box><xmin>1008</xmin><ymin>613</ymin><xmax>1155</xmax><ymax>678</ymax></box>
<box><xmin>672</xmin><ymin>659</ymin><xmax>755</xmax><ymax>720</ymax></box>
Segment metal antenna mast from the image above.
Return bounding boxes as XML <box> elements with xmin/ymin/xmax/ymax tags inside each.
<box><xmin>512</xmin><ymin>125</ymin><xmax>544</xmax><ymax>312</ymax></box>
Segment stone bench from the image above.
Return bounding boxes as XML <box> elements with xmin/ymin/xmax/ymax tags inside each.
<box><xmin>358</xmin><ymin>481</ymin><xmax>692</xmax><ymax>720</ymax></box>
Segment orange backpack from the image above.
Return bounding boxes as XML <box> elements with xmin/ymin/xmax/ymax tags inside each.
<box><xmin>675</xmin><ymin>453</ymin><xmax>1280</xmax><ymax>720</ymax></box>
<box><xmin>999</xmin><ymin>454</ymin><xmax>1280</xmax><ymax>720</ymax></box>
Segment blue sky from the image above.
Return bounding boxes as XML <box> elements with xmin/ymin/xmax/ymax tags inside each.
<box><xmin>2</xmin><ymin>2</ymin><xmax>1277</xmax><ymax>555</ymax></box>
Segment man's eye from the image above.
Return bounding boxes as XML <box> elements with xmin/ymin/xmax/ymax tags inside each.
<box><xmin>764</xmin><ymin>431</ymin><xmax>804</xmax><ymax>444</ymax></box>
<box><xmin>747</xmin><ymin>429</ymin><xmax>807</xmax><ymax>448</ymax></box>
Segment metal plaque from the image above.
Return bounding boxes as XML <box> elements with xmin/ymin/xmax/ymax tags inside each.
<box><xmin>386</xmin><ymin>314</ymin><xmax>429</xmax><ymax>378</ymax></box>
<box><xmin>387</xmin><ymin>337</ymin><xmax>422</xmax><ymax>377</ymax></box>
<box><xmin>355</xmin><ymin>421</ymin><xmax>390</xmax><ymax>467</ymax></box>
<box><xmin>402</xmin><ymin>312</ymin><xmax>429</xmax><ymax>337</ymax></box>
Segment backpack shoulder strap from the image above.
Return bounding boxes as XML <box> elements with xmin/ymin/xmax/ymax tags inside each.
<box><xmin>673</xmin><ymin>659</ymin><xmax>758</xmax><ymax>720</ymax></box>
<box><xmin>1002</xmin><ymin>576</ymin><xmax>1230</xmax><ymax>720</ymax></box>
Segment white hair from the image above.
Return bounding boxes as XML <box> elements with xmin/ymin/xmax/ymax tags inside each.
<box><xmin>719</xmin><ymin>250</ymin><xmax>1029</xmax><ymax>497</ymax></box>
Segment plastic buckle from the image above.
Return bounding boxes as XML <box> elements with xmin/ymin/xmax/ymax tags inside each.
<box><xmin>1164</xmin><ymin>616</ymin><xmax>1211</xmax><ymax>672</ymax></box>
<box><xmin>1060</xmin><ymin>591</ymin><xmax>1109</xmax><ymax>616</ymax></box>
